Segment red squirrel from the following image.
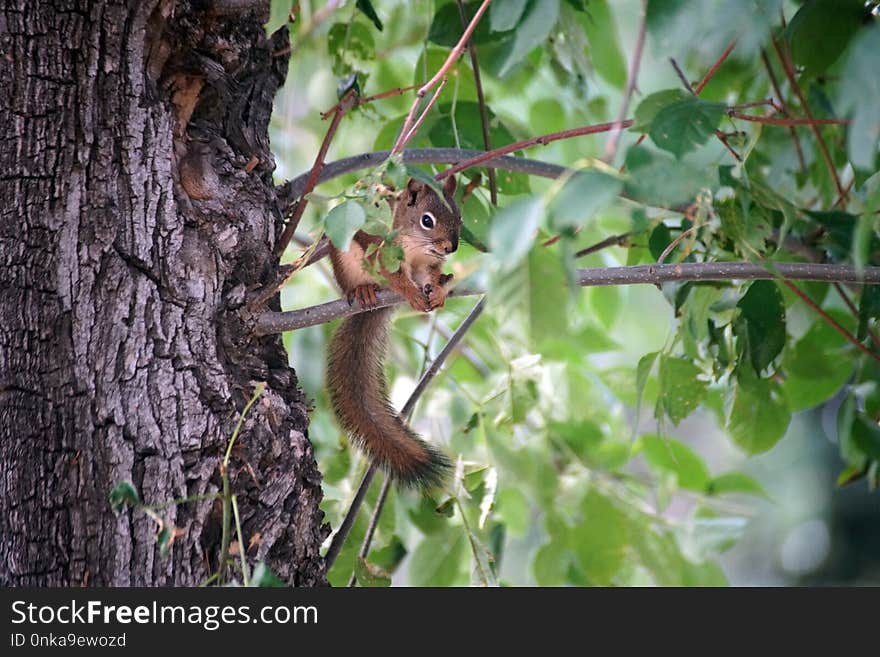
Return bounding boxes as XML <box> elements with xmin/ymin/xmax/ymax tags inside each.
<box><xmin>325</xmin><ymin>176</ymin><xmax>461</xmax><ymax>489</ymax></box>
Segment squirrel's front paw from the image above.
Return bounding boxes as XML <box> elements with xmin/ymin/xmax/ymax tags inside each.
<box><xmin>424</xmin><ymin>283</ymin><xmax>448</xmax><ymax>311</ymax></box>
<box><xmin>348</xmin><ymin>284</ymin><xmax>380</xmax><ymax>308</ymax></box>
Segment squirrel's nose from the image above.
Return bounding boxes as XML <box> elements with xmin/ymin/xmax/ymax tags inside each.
<box><xmin>442</xmin><ymin>237</ymin><xmax>458</xmax><ymax>254</ymax></box>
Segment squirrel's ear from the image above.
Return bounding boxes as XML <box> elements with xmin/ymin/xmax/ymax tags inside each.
<box><xmin>406</xmin><ymin>178</ymin><xmax>424</xmax><ymax>206</ymax></box>
<box><xmin>442</xmin><ymin>175</ymin><xmax>457</xmax><ymax>196</ymax></box>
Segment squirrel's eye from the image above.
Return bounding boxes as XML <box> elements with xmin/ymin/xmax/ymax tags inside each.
<box><xmin>420</xmin><ymin>213</ymin><xmax>435</xmax><ymax>230</ymax></box>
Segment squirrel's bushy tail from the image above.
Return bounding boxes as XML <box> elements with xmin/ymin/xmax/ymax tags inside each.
<box><xmin>326</xmin><ymin>308</ymin><xmax>452</xmax><ymax>490</ymax></box>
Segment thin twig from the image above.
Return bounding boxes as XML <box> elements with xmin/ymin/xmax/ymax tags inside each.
<box><xmin>782</xmin><ymin>280</ymin><xmax>880</xmax><ymax>364</ymax></box>
<box><xmin>323</xmin><ymin>464</ymin><xmax>377</xmax><ymax>571</ymax></box>
<box><xmin>392</xmin><ymin>0</ymin><xmax>493</xmax><ymax>154</ymax></box>
<box><xmin>771</xmin><ymin>37</ymin><xmax>847</xmax><ymax>202</ymax></box>
<box><xmin>437</xmin><ymin>120</ymin><xmax>634</xmax><ymax>181</ymax></box>
<box><xmin>231</xmin><ymin>495</ymin><xmax>249</xmax><ymax>586</ymax></box>
<box><xmin>274</xmin><ymin>89</ymin><xmax>358</xmax><ymax>259</ymax></box>
<box><xmin>694</xmin><ymin>40</ymin><xmax>737</xmax><ymax>95</ymax></box>
<box><xmin>602</xmin><ymin>0</ymin><xmax>647</xmax><ymax>163</ymax></box>
<box><xmin>346</xmin><ymin>476</ymin><xmax>392</xmax><ymax>587</ymax></box>
<box><xmin>320</xmin><ymin>83</ymin><xmax>421</xmax><ymax>119</ymax></box>
<box><xmin>760</xmin><ymin>48</ymin><xmax>806</xmax><ymax>173</ymax></box>
<box><xmin>217</xmin><ymin>383</ymin><xmax>265</xmax><ymax>585</ymax></box>
<box><xmin>253</xmin><ymin>263</ymin><xmax>880</xmax><ymax>335</ymax></box>
<box><xmin>575</xmin><ymin>232</ymin><xmax>632</xmax><ymax>259</ymax></box>
<box><xmin>435</xmin><ymin>321</ymin><xmax>491</xmax><ymax>376</ymax></box>
<box><xmin>456</xmin><ymin>0</ymin><xmax>497</xmax><ymax>205</ymax></box>
<box><xmin>670</xmin><ymin>58</ymin><xmax>696</xmax><ymax>95</ymax></box>
<box><xmin>834</xmin><ymin>282</ymin><xmax>880</xmax><ymax>349</ymax></box>
<box><xmin>714</xmin><ymin>130</ymin><xmax>742</xmax><ymax>161</ymax></box>
<box><xmin>400</xmin><ymin>78</ymin><xmax>448</xmax><ymax>147</ymax></box>
<box><xmin>657</xmin><ymin>226</ymin><xmax>697</xmax><ymax>264</ymax></box>
<box><xmin>728</xmin><ymin>112</ymin><xmax>848</xmax><ymax>127</ymax></box>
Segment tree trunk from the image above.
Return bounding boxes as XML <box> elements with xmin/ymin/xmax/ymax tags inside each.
<box><xmin>0</xmin><ymin>0</ymin><xmax>327</xmax><ymax>586</ymax></box>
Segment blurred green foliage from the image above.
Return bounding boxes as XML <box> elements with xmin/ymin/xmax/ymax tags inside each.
<box><xmin>269</xmin><ymin>0</ymin><xmax>880</xmax><ymax>586</ymax></box>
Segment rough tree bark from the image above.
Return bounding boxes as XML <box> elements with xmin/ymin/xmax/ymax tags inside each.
<box><xmin>0</xmin><ymin>0</ymin><xmax>328</xmax><ymax>585</ymax></box>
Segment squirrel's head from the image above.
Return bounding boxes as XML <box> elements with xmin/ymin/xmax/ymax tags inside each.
<box><xmin>393</xmin><ymin>176</ymin><xmax>461</xmax><ymax>259</ymax></box>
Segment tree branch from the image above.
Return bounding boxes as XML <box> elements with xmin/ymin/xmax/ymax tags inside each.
<box><xmin>436</xmin><ymin>120</ymin><xmax>634</xmax><ymax>181</ymax></box>
<box><xmin>253</xmin><ymin>262</ymin><xmax>880</xmax><ymax>335</ymax></box>
<box><xmin>603</xmin><ymin>0</ymin><xmax>647</xmax><ymax>163</ymax></box>
<box><xmin>276</xmin><ymin>148</ymin><xmax>570</xmax><ymax>209</ymax></box>
<box><xmin>694</xmin><ymin>40</ymin><xmax>737</xmax><ymax>95</ymax></box>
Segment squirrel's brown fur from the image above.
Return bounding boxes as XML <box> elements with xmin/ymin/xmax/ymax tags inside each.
<box><xmin>326</xmin><ymin>176</ymin><xmax>461</xmax><ymax>489</ymax></box>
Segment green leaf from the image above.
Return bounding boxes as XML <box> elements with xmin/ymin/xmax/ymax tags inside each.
<box><xmin>578</xmin><ymin>0</ymin><xmax>627</xmax><ymax>88</ymax></box>
<box><xmin>157</xmin><ymin>526</ymin><xmax>173</xmax><ymax>558</ymax></box>
<box><xmin>726</xmin><ymin>372</ymin><xmax>791</xmax><ymax>454</ymax></box>
<box><xmin>549</xmin><ymin>170</ymin><xmax>623</xmax><ymax>230</ymax></box>
<box><xmin>785</xmin><ymin>0</ymin><xmax>864</xmax><ymax>78</ymax></box>
<box><xmin>647</xmin><ymin>0</ymin><xmax>782</xmax><ymax>60</ymax></box>
<box><xmin>649</xmin><ymin>98</ymin><xmax>726</xmax><ymax>159</ymax></box>
<box><xmin>355</xmin><ymin>0</ymin><xmax>383</xmax><ymax>31</ymax></box>
<box><xmin>249</xmin><ymin>562</ymin><xmax>288</xmax><ymax>587</ymax></box>
<box><xmin>678</xmin><ymin>515</ymin><xmax>747</xmax><ymax>560</ymax></box>
<box><xmin>550</xmin><ymin>420</ymin><xmax>631</xmax><ymax>470</ymax></box>
<box><xmin>464</xmin><ymin>527</ymin><xmax>499</xmax><ymax>587</ymax></box>
<box><xmin>533</xmin><ymin>539</ymin><xmax>571</xmax><ymax>586</ymax></box>
<box><xmin>640</xmin><ymin>434</ymin><xmax>711</xmax><ymax>492</ymax></box>
<box><xmin>782</xmin><ymin>315</ymin><xmax>853</xmax><ymax>412</ymax></box>
<box><xmin>354</xmin><ymin>557</ymin><xmax>392</xmax><ymax>587</ymax></box>
<box><xmin>623</xmin><ymin>145</ymin><xmax>717</xmax><ymax>206</ymax></box>
<box><xmin>409</xmin><ymin>532</ymin><xmax>467</xmax><ymax>586</ymax></box>
<box><xmin>370</xmin><ymin>536</ymin><xmax>407</xmax><ymax>572</ymax></box>
<box><xmin>327</xmin><ymin>22</ymin><xmax>375</xmax><ymax>77</ymax></box>
<box><xmin>838</xmin><ymin>25</ymin><xmax>880</xmax><ymax>170</ymax></box>
<box><xmin>633</xmin><ymin>89</ymin><xmax>691</xmax><ymax>132</ymax></box>
<box><xmin>490</xmin><ymin>0</ymin><xmax>528</xmax><ymax>32</ymax></box>
<box><xmin>109</xmin><ymin>481</ymin><xmax>140</xmax><ymax>513</ymax></box>
<box><xmin>736</xmin><ymin>280</ymin><xmax>786</xmax><ymax>374</ymax></box>
<box><xmin>527</xmin><ymin>246</ymin><xmax>569</xmax><ymax>349</ymax></box>
<box><xmin>492</xmin><ymin>0</ymin><xmax>560</xmax><ymax>78</ymax></box>
<box><xmin>324</xmin><ymin>201</ymin><xmax>366</xmax><ymax>250</ymax></box>
<box><xmin>428</xmin><ymin>102</ymin><xmax>516</xmax><ymax>151</ymax></box>
<box><xmin>489</xmin><ymin>196</ymin><xmax>544</xmax><ymax>271</ymax></box>
<box><xmin>658</xmin><ymin>355</ymin><xmax>708</xmax><ymax>425</ymax></box>
<box><xmin>428</xmin><ymin>1</ymin><xmax>504</xmax><ymax>47</ymax></box>
<box><xmin>707</xmin><ymin>472</ymin><xmax>769</xmax><ymax>498</ymax></box>
<box><xmin>496</xmin><ymin>488</ymin><xmax>530</xmax><ymax>536</ymax></box>
<box><xmin>634</xmin><ymin>351</ymin><xmax>659</xmax><ymax>433</ymax></box>
<box><xmin>407</xmin><ymin>495</ymin><xmax>451</xmax><ymax>535</ymax></box>
<box><xmin>573</xmin><ymin>490</ymin><xmax>629</xmax><ymax>585</ymax></box>
<box><xmin>850</xmin><ymin>414</ymin><xmax>880</xmax><ymax>461</ymax></box>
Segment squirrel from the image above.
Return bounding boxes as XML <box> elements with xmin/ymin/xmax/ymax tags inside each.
<box><xmin>326</xmin><ymin>176</ymin><xmax>461</xmax><ymax>490</ymax></box>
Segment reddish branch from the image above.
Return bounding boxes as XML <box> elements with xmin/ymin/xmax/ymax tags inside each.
<box><xmin>694</xmin><ymin>40</ymin><xmax>737</xmax><ymax>95</ymax></box>
<box><xmin>273</xmin><ymin>89</ymin><xmax>358</xmax><ymax>259</ymax></box>
<box><xmin>771</xmin><ymin>38</ymin><xmax>848</xmax><ymax>202</ymax></box>
<box><xmin>320</xmin><ymin>83</ymin><xmax>420</xmax><ymax>119</ymax></box>
<box><xmin>728</xmin><ymin>112</ymin><xmax>849</xmax><ymax>127</ymax></box>
<box><xmin>436</xmin><ymin>120</ymin><xmax>634</xmax><ymax>181</ymax></box>
<box><xmin>391</xmin><ymin>0</ymin><xmax>492</xmax><ymax>154</ymax></box>
<box><xmin>782</xmin><ymin>280</ymin><xmax>880</xmax><ymax>364</ymax></box>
